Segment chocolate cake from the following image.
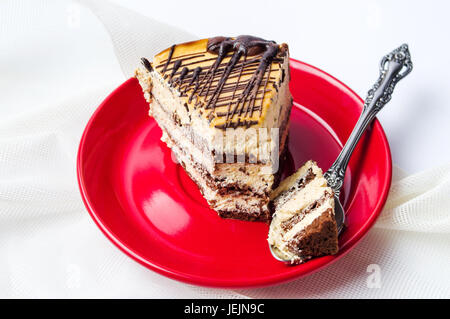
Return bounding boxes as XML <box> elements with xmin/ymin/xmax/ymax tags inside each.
<box><xmin>268</xmin><ymin>160</ymin><xmax>339</xmax><ymax>264</ymax></box>
<box><xmin>135</xmin><ymin>36</ymin><xmax>293</xmax><ymax>221</ymax></box>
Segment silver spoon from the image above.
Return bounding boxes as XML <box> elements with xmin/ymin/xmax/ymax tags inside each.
<box><xmin>270</xmin><ymin>44</ymin><xmax>413</xmax><ymax>263</ymax></box>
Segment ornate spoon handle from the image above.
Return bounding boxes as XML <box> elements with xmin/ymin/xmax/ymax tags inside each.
<box><xmin>324</xmin><ymin>44</ymin><xmax>413</xmax><ymax>196</ymax></box>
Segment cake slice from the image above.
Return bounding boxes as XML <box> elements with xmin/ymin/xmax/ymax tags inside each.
<box><xmin>268</xmin><ymin>160</ymin><xmax>339</xmax><ymax>264</ymax></box>
<box><xmin>135</xmin><ymin>36</ymin><xmax>293</xmax><ymax>221</ymax></box>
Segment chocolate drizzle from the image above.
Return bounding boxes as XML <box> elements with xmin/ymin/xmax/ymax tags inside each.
<box><xmin>187</xmin><ymin>66</ymin><xmax>203</xmax><ymax>103</ymax></box>
<box><xmin>174</xmin><ymin>67</ymin><xmax>189</xmax><ymax>85</ymax></box>
<box><xmin>168</xmin><ymin>59</ymin><xmax>182</xmax><ymax>82</ymax></box>
<box><xmin>140</xmin><ymin>57</ymin><xmax>152</xmax><ymax>72</ymax></box>
<box><xmin>204</xmin><ymin>36</ymin><xmax>280</xmax><ymax>128</ymax></box>
<box><xmin>147</xmin><ymin>35</ymin><xmax>285</xmax><ymax>129</ymax></box>
<box><xmin>161</xmin><ymin>44</ymin><xmax>175</xmax><ymax>75</ymax></box>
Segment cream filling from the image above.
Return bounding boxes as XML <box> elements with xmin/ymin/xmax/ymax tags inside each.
<box><xmin>276</xmin><ymin>178</ymin><xmax>329</xmax><ymax>217</ymax></box>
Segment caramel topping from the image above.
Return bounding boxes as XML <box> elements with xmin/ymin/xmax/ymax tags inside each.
<box><xmin>148</xmin><ymin>36</ymin><xmax>288</xmax><ymax>129</ymax></box>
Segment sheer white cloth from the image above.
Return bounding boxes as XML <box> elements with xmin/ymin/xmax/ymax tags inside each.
<box><xmin>0</xmin><ymin>0</ymin><xmax>448</xmax><ymax>298</ymax></box>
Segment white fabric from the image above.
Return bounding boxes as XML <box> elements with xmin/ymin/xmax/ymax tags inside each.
<box><xmin>0</xmin><ymin>0</ymin><xmax>449</xmax><ymax>298</ymax></box>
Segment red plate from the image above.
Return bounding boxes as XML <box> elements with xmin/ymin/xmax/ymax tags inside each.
<box><xmin>77</xmin><ymin>59</ymin><xmax>392</xmax><ymax>288</ymax></box>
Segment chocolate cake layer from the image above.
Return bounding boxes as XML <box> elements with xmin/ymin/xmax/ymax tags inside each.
<box><xmin>286</xmin><ymin>208</ymin><xmax>338</xmax><ymax>260</ymax></box>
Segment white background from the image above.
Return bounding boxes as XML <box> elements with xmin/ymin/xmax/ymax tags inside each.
<box><xmin>1</xmin><ymin>0</ymin><xmax>449</xmax><ymax>298</ymax></box>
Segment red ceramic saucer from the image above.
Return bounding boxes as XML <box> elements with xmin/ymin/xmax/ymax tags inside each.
<box><xmin>77</xmin><ymin>59</ymin><xmax>392</xmax><ymax>288</ymax></box>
